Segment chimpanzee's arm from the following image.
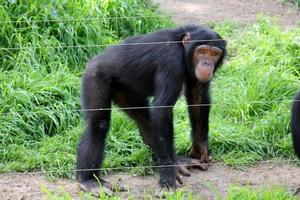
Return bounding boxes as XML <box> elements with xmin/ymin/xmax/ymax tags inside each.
<box><xmin>185</xmin><ymin>81</ymin><xmax>211</xmax><ymax>163</ymax></box>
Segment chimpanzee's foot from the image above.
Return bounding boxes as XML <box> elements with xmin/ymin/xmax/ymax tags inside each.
<box><xmin>189</xmin><ymin>143</ymin><xmax>212</xmax><ymax>164</ymax></box>
<box><xmin>155</xmin><ymin>186</ymin><xmax>179</xmax><ymax>198</ymax></box>
<box><xmin>78</xmin><ymin>178</ymin><xmax>126</xmax><ymax>197</ymax></box>
<box><xmin>177</xmin><ymin>155</ymin><xmax>210</xmax><ymax>172</ymax></box>
<box><xmin>175</xmin><ymin>155</ymin><xmax>210</xmax><ymax>185</ymax></box>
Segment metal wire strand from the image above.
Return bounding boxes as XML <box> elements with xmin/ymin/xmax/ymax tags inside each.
<box><xmin>0</xmin><ymin>39</ymin><xmax>227</xmax><ymax>51</ymax></box>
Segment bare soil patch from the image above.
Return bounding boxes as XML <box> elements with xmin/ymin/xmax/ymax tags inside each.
<box><xmin>1</xmin><ymin>163</ymin><xmax>300</xmax><ymax>199</ymax></box>
<box><xmin>152</xmin><ymin>0</ymin><xmax>299</xmax><ymax>28</ymax></box>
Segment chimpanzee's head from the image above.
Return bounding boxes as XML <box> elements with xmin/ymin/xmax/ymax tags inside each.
<box><xmin>183</xmin><ymin>26</ymin><xmax>227</xmax><ymax>82</ymax></box>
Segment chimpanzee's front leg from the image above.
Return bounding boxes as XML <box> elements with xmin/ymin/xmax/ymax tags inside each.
<box><xmin>185</xmin><ymin>81</ymin><xmax>212</xmax><ymax>167</ymax></box>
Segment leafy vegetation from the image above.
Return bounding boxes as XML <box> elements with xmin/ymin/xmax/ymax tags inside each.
<box><xmin>0</xmin><ymin>0</ymin><xmax>300</xmax><ymax>199</ymax></box>
<box><xmin>281</xmin><ymin>0</ymin><xmax>300</xmax><ymax>7</ymax></box>
<box><xmin>210</xmin><ymin>20</ymin><xmax>300</xmax><ymax>167</ymax></box>
<box><xmin>41</xmin><ymin>185</ymin><xmax>296</xmax><ymax>200</ymax></box>
<box><xmin>226</xmin><ymin>186</ymin><xmax>296</xmax><ymax>200</ymax></box>
<box><xmin>1</xmin><ymin>1</ymin><xmax>300</xmax><ymax>175</ymax></box>
<box><xmin>0</xmin><ymin>0</ymin><xmax>172</xmax><ymax>176</ymax></box>
<box><xmin>290</xmin><ymin>0</ymin><xmax>300</xmax><ymax>7</ymax></box>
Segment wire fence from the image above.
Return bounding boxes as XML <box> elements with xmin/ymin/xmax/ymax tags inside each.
<box><xmin>0</xmin><ymin>39</ymin><xmax>227</xmax><ymax>51</ymax></box>
<box><xmin>1</xmin><ymin>41</ymin><xmax>300</xmax><ymax>51</ymax></box>
<box><xmin>2</xmin><ymin>99</ymin><xmax>300</xmax><ymax>116</ymax></box>
<box><xmin>4</xmin><ymin>163</ymin><xmax>214</xmax><ymax>174</ymax></box>
<box><xmin>1</xmin><ymin>9</ymin><xmax>300</xmax><ymax>180</ymax></box>
<box><xmin>0</xmin><ymin>15</ymin><xmax>173</xmax><ymax>24</ymax></box>
<box><xmin>4</xmin><ymin>159</ymin><xmax>294</xmax><ymax>174</ymax></box>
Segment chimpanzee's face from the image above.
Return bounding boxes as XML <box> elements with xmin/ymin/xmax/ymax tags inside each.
<box><xmin>192</xmin><ymin>45</ymin><xmax>223</xmax><ymax>82</ymax></box>
<box><xmin>182</xmin><ymin>32</ymin><xmax>225</xmax><ymax>83</ymax></box>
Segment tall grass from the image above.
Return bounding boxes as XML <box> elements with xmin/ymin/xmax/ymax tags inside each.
<box><xmin>0</xmin><ymin>0</ymin><xmax>172</xmax><ymax>174</ymax></box>
<box><xmin>209</xmin><ymin>19</ymin><xmax>300</xmax><ymax>166</ymax></box>
<box><xmin>0</xmin><ymin>1</ymin><xmax>299</xmax><ymax>180</ymax></box>
<box><xmin>291</xmin><ymin>0</ymin><xmax>300</xmax><ymax>7</ymax></box>
<box><xmin>226</xmin><ymin>186</ymin><xmax>296</xmax><ymax>200</ymax></box>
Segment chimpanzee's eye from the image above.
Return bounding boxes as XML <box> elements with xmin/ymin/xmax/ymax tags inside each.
<box><xmin>211</xmin><ymin>51</ymin><xmax>218</xmax><ymax>56</ymax></box>
<box><xmin>199</xmin><ymin>49</ymin><xmax>206</xmax><ymax>54</ymax></box>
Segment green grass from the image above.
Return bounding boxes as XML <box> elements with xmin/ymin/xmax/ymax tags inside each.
<box><xmin>209</xmin><ymin>19</ymin><xmax>300</xmax><ymax>167</ymax></box>
<box><xmin>41</xmin><ymin>185</ymin><xmax>296</xmax><ymax>200</ymax></box>
<box><xmin>0</xmin><ymin>0</ymin><xmax>172</xmax><ymax>176</ymax></box>
<box><xmin>287</xmin><ymin>0</ymin><xmax>300</xmax><ymax>7</ymax></box>
<box><xmin>280</xmin><ymin>0</ymin><xmax>300</xmax><ymax>8</ymax></box>
<box><xmin>1</xmin><ymin>2</ymin><xmax>300</xmax><ymax>175</ymax></box>
<box><xmin>41</xmin><ymin>186</ymin><xmax>197</xmax><ymax>200</ymax></box>
<box><xmin>1</xmin><ymin>0</ymin><xmax>300</xmax><ymax>199</ymax></box>
<box><xmin>226</xmin><ymin>186</ymin><xmax>296</xmax><ymax>200</ymax></box>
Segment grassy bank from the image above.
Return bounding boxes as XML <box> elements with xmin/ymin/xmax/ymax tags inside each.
<box><xmin>1</xmin><ymin>1</ymin><xmax>300</xmax><ymax>176</ymax></box>
<box><xmin>0</xmin><ymin>0</ymin><xmax>172</xmax><ymax>177</ymax></box>
<box><xmin>1</xmin><ymin>0</ymin><xmax>300</xmax><ymax>199</ymax></box>
<box><xmin>42</xmin><ymin>185</ymin><xmax>296</xmax><ymax>200</ymax></box>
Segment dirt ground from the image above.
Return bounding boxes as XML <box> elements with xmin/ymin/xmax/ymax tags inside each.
<box><xmin>1</xmin><ymin>1</ymin><xmax>300</xmax><ymax>200</ymax></box>
<box><xmin>152</xmin><ymin>0</ymin><xmax>299</xmax><ymax>28</ymax></box>
<box><xmin>1</xmin><ymin>163</ymin><xmax>300</xmax><ymax>199</ymax></box>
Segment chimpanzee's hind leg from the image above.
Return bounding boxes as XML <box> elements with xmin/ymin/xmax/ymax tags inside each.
<box><xmin>76</xmin><ymin>71</ymin><xmax>123</xmax><ymax>196</ymax></box>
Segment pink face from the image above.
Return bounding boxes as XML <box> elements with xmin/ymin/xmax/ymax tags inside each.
<box><xmin>193</xmin><ymin>45</ymin><xmax>222</xmax><ymax>82</ymax></box>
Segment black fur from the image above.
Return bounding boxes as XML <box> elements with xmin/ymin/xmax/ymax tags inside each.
<box><xmin>76</xmin><ymin>25</ymin><xmax>227</xmax><ymax>188</ymax></box>
<box><xmin>292</xmin><ymin>90</ymin><xmax>300</xmax><ymax>159</ymax></box>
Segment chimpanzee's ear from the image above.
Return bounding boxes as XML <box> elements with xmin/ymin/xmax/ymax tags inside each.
<box><xmin>182</xmin><ymin>32</ymin><xmax>191</xmax><ymax>48</ymax></box>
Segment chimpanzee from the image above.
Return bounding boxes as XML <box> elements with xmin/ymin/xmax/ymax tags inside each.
<box><xmin>292</xmin><ymin>90</ymin><xmax>300</xmax><ymax>159</ymax></box>
<box><xmin>76</xmin><ymin>25</ymin><xmax>227</xmax><ymax>195</ymax></box>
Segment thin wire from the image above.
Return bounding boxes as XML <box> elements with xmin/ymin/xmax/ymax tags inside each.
<box><xmin>2</xmin><ymin>104</ymin><xmax>208</xmax><ymax>116</ymax></box>
<box><xmin>0</xmin><ymin>15</ymin><xmax>171</xmax><ymax>24</ymax></box>
<box><xmin>75</xmin><ymin>163</ymin><xmax>208</xmax><ymax>172</ymax></box>
<box><xmin>12</xmin><ymin>160</ymin><xmax>296</xmax><ymax>175</ymax></box>
<box><xmin>4</xmin><ymin>163</ymin><xmax>212</xmax><ymax>174</ymax></box>
<box><xmin>11</xmin><ymin>159</ymin><xmax>298</xmax><ymax>174</ymax></box>
<box><xmin>75</xmin><ymin>104</ymin><xmax>212</xmax><ymax>112</ymax></box>
<box><xmin>1</xmin><ymin>41</ymin><xmax>299</xmax><ymax>52</ymax></box>
<box><xmin>0</xmin><ymin>39</ymin><xmax>226</xmax><ymax>51</ymax></box>
<box><xmin>74</xmin><ymin>99</ymin><xmax>300</xmax><ymax>112</ymax></box>
<box><xmin>2</xmin><ymin>99</ymin><xmax>300</xmax><ymax>116</ymax></box>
